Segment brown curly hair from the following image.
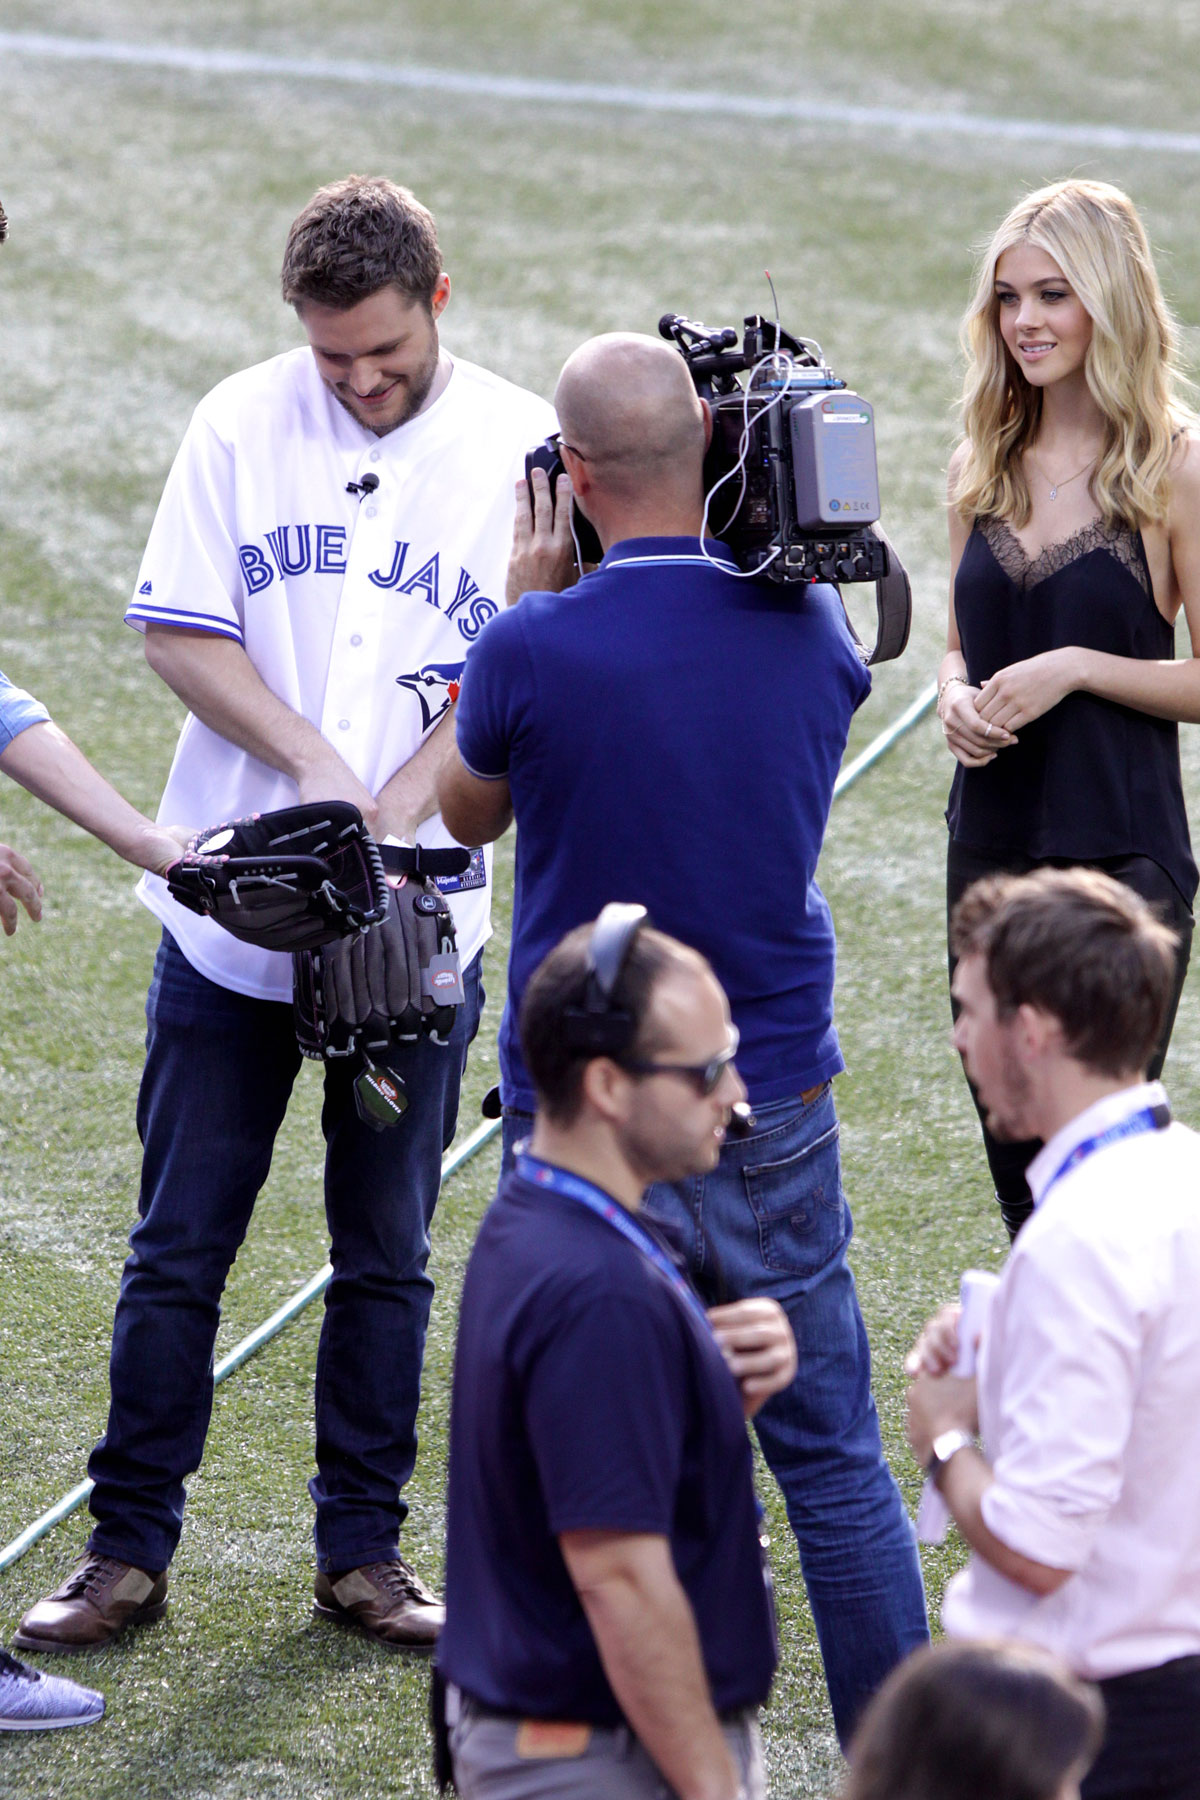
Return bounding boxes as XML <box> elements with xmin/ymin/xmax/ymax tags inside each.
<box><xmin>280</xmin><ymin>175</ymin><xmax>442</xmax><ymax>312</ymax></box>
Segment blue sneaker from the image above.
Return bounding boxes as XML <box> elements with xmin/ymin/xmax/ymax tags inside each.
<box><xmin>0</xmin><ymin>1647</ymin><xmax>104</xmax><ymax>1730</ymax></box>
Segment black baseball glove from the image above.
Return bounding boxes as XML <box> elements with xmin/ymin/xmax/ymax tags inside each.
<box><xmin>165</xmin><ymin>801</ymin><xmax>389</xmax><ymax>952</ymax></box>
<box><xmin>293</xmin><ymin>843</ymin><xmax>470</xmax><ymax>1061</ymax></box>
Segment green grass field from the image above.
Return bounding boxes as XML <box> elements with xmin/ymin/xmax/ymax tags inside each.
<box><xmin>2</xmin><ymin>5</ymin><xmax>1199</xmax><ymax>1794</ymax></box>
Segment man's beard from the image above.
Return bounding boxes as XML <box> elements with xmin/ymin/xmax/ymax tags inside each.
<box><xmin>332</xmin><ymin>342</ymin><xmax>440</xmax><ymax>437</ymax></box>
<box><xmin>980</xmin><ymin>1045</ymin><xmax>1037</xmax><ymax>1143</ymax></box>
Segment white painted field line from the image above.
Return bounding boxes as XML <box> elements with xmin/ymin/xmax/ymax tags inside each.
<box><xmin>4</xmin><ymin>30</ymin><xmax>1200</xmax><ymax>157</ymax></box>
<box><xmin>0</xmin><ymin>1117</ymin><xmax>501</xmax><ymax>1575</ymax></box>
<box><xmin>834</xmin><ymin>680</ymin><xmax>938</xmax><ymax>797</ymax></box>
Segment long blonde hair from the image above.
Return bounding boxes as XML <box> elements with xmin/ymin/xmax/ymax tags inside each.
<box><xmin>952</xmin><ymin>178</ymin><xmax>1195</xmax><ymax>528</ymax></box>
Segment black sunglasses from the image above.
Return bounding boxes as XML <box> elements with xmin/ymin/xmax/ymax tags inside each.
<box><xmin>621</xmin><ymin>1026</ymin><xmax>740</xmax><ymax>1097</ymax></box>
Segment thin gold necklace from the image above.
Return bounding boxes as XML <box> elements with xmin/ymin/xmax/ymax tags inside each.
<box><xmin>1027</xmin><ymin>450</ymin><xmax>1096</xmax><ymax>502</ymax></box>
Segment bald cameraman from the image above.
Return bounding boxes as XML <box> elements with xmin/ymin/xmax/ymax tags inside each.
<box><xmin>439</xmin><ymin>332</ymin><xmax>928</xmax><ymax>1743</ymax></box>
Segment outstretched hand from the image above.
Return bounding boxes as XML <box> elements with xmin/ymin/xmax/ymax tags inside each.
<box><xmin>146</xmin><ymin>824</ymin><xmax>193</xmax><ymax>877</ymax></box>
<box><xmin>505</xmin><ymin>468</ymin><xmax>579</xmax><ymax>607</ymax></box>
<box><xmin>0</xmin><ymin>842</ymin><xmax>43</xmax><ymax>936</ymax></box>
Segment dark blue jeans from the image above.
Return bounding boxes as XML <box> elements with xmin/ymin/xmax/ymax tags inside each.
<box><xmin>88</xmin><ymin>931</ymin><xmax>482</xmax><ymax>1576</ymax></box>
<box><xmin>501</xmin><ymin>1085</ymin><xmax>928</xmax><ymax>1747</ymax></box>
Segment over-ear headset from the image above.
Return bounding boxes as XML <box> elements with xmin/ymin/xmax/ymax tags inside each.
<box><xmin>560</xmin><ymin>902</ymin><xmax>649</xmax><ymax>1058</ymax></box>
<box><xmin>561</xmin><ymin>902</ymin><xmax>757</xmax><ymax>1135</ymax></box>
<box><xmin>479</xmin><ymin>904</ymin><xmax>649</xmax><ymax>1121</ymax></box>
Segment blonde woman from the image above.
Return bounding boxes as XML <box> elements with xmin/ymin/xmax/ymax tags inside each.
<box><xmin>938</xmin><ymin>179</ymin><xmax>1200</xmax><ymax>1237</ymax></box>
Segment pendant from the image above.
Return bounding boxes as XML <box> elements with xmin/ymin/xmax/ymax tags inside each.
<box><xmin>1049</xmin><ymin>485</ymin><xmax>1059</xmax><ymax>500</ymax></box>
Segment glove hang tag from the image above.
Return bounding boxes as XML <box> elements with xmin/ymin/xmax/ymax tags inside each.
<box><xmin>353</xmin><ymin>1055</ymin><xmax>409</xmax><ymax>1132</ymax></box>
<box><xmin>424</xmin><ymin>949</ymin><xmax>465</xmax><ymax>1007</ymax></box>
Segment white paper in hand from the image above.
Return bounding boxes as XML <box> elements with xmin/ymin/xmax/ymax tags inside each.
<box><xmin>915</xmin><ymin>1268</ymin><xmax>1001</xmax><ymax>1545</ymax></box>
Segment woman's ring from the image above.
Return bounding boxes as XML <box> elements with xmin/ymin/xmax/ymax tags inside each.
<box><xmin>984</xmin><ymin>722</ymin><xmax>994</xmax><ymax>738</ymax></box>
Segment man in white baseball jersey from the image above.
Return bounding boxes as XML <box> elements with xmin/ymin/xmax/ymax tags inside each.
<box><xmin>17</xmin><ymin>176</ymin><xmax>556</xmax><ymax>1655</ymax></box>
<box><xmin>905</xmin><ymin>867</ymin><xmax>1200</xmax><ymax>1800</ymax></box>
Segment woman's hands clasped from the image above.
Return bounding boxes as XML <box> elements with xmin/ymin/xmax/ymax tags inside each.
<box><xmin>940</xmin><ymin>647</ymin><xmax>1083</xmax><ymax>766</ymax></box>
<box><xmin>975</xmin><ymin>646</ymin><xmax>1081</xmax><ymax>737</ymax></box>
<box><xmin>938</xmin><ymin>677</ymin><xmax>1016</xmax><ymax>768</ymax></box>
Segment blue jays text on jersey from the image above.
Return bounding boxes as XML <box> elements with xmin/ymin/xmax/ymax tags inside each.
<box><xmin>232</xmin><ymin>526</ymin><xmax>500</xmax><ymax>644</ymax></box>
<box><xmin>124</xmin><ymin>347</ymin><xmax>558</xmax><ymax>1003</ymax></box>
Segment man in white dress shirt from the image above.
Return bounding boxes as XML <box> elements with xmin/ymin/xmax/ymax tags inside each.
<box><xmin>17</xmin><ymin>176</ymin><xmax>556</xmax><ymax>1657</ymax></box>
<box><xmin>905</xmin><ymin>865</ymin><xmax>1200</xmax><ymax>1800</ymax></box>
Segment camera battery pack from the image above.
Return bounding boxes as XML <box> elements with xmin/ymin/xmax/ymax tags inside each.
<box><xmin>789</xmin><ymin>392</ymin><xmax>881</xmax><ymax>528</ymax></box>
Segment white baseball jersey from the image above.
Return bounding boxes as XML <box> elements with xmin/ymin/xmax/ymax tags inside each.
<box><xmin>126</xmin><ymin>345</ymin><xmax>556</xmax><ymax>1002</ymax></box>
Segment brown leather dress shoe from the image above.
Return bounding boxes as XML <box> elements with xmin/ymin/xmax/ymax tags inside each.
<box><xmin>14</xmin><ymin>1554</ymin><xmax>168</xmax><ymax>1653</ymax></box>
<box><xmin>313</xmin><ymin>1556</ymin><xmax>444</xmax><ymax>1651</ymax></box>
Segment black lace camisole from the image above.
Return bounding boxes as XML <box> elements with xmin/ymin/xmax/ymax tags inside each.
<box><xmin>946</xmin><ymin>514</ymin><xmax>1198</xmax><ymax>905</ymax></box>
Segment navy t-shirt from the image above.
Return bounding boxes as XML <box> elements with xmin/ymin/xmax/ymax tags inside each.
<box><xmin>439</xmin><ymin>1165</ymin><xmax>778</xmax><ymax>1722</ymax></box>
<box><xmin>453</xmin><ymin>537</ymin><xmax>871</xmax><ymax>1107</ymax></box>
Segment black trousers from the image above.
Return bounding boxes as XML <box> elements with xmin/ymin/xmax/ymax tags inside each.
<box><xmin>1082</xmin><ymin>1655</ymin><xmax>1200</xmax><ymax>1800</ymax></box>
<box><xmin>946</xmin><ymin>837</ymin><xmax>1194</xmax><ymax>1240</ymax></box>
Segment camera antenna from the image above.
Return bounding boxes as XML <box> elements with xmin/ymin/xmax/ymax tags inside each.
<box><xmin>765</xmin><ymin>268</ymin><xmax>781</xmax><ymax>352</ymax></box>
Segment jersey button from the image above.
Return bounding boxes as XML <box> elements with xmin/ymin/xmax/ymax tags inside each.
<box><xmin>350</xmin><ymin>634</ymin><xmax>363</xmax><ymax>647</ymax></box>
<box><xmin>369</xmin><ymin>449</ymin><xmax>381</xmax><ymax>462</ymax></box>
<box><xmin>365</xmin><ymin>505</ymin><xmax>377</xmax><ymax>518</ymax></box>
<box><xmin>338</xmin><ymin>719</ymin><xmax>351</xmax><ymax>731</ymax></box>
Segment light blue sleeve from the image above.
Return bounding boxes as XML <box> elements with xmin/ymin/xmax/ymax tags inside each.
<box><xmin>0</xmin><ymin>670</ymin><xmax>52</xmax><ymax>755</ymax></box>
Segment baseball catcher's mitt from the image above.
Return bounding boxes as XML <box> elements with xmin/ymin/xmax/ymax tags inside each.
<box><xmin>165</xmin><ymin>802</ymin><xmax>389</xmax><ymax>952</ymax></box>
<box><xmin>293</xmin><ymin>843</ymin><xmax>470</xmax><ymax>1066</ymax></box>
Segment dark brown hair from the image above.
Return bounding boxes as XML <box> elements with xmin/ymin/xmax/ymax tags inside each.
<box><xmin>519</xmin><ymin>922</ymin><xmax>704</xmax><ymax>1124</ymax></box>
<box><xmin>841</xmin><ymin>1640</ymin><xmax>1104</xmax><ymax>1800</ymax></box>
<box><xmin>951</xmin><ymin>866</ymin><xmax>1176</xmax><ymax>1076</ymax></box>
<box><xmin>280</xmin><ymin>176</ymin><xmax>442</xmax><ymax>311</ymax></box>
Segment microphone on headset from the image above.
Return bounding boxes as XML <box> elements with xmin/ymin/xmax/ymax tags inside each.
<box><xmin>728</xmin><ymin>1101</ymin><xmax>757</xmax><ymax>1137</ymax></box>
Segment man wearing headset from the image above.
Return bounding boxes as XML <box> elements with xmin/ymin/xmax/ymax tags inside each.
<box><xmin>439</xmin><ymin>911</ymin><xmax>796</xmax><ymax>1800</ymax></box>
<box><xmin>438</xmin><ymin>331</ymin><xmax>928</xmax><ymax>1746</ymax></box>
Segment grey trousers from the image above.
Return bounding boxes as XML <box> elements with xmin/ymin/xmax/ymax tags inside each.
<box><xmin>449</xmin><ymin>1695</ymin><xmax>765</xmax><ymax>1799</ymax></box>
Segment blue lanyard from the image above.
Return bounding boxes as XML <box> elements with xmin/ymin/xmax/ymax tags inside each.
<box><xmin>516</xmin><ymin>1154</ymin><xmax>714</xmax><ymax>1335</ymax></box>
<box><xmin>1041</xmin><ymin>1102</ymin><xmax>1170</xmax><ymax>1202</ymax></box>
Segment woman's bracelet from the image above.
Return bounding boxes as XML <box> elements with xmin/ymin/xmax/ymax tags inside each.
<box><xmin>937</xmin><ymin>673</ymin><xmax>969</xmax><ymax>709</ymax></box>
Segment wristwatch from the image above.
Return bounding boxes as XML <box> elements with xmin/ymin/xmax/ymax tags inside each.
<box><xmin>926</xmin><ymin>1427</ymin><xmax>974</xmax><ymax>1484</ymax></box>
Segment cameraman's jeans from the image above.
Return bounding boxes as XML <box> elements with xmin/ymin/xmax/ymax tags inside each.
<box><xmin>87</xmin><ymin>930</ymin><xmax>482</xmax><ymax>1576</ymax></box>
<box><xmin>502</xmin><ymin>1083</ymin><xmax>928</xmax><ymax>1747</ymax></box>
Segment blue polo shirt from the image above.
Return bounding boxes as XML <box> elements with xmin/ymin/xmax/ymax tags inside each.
<box><xmin>440</xmin><ymin>1163</ymin><xmax>777</xmax><ymax>1722</ymax></box>
<box><xmin>454</xmin><ymin>537</ymin><xmax>870</xmax><ymax>1107</ymax></box>
<box><xmin>0</xmin><ymin>672</ymin><xmax>50</xmax><ymax>753</ymax></box>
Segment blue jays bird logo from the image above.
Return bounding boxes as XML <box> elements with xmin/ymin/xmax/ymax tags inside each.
<box><xmin>395</xmin><ymin>661</ymin><xmax>466</xmax><ymax>732</ymax></box>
